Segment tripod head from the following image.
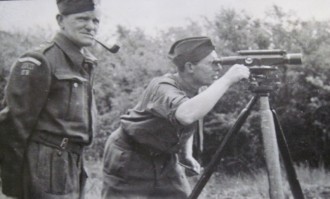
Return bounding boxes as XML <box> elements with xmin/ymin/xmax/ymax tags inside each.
<box><xmin>213</xmin><ymin>49</ymin><xmax>303</xmax><ymax>94</ymax></box>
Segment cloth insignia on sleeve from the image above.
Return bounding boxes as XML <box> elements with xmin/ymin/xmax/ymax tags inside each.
<box><xmin>20</xmin><ymin>63</ymin><xmax>35</xmax><ymax>76</ymax></box>
<box><xmin>17</xmin><ymin>57</ymin><xmax>41</xmax><ymax>76</ymax></box>
<box><xmin>18</xmin><ymin>57</ymin><xmax>41</xmax><ymax>65</ymax></box>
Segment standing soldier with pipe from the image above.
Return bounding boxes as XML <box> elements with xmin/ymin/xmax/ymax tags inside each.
<box><xmin>0</xmin><ymin>0</ymin><xmax>109</xmax><ymax>198</ymax></box>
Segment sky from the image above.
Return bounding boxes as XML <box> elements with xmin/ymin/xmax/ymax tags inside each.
<box><xmin>0</xmin><ymin>0</ymin><xmax>330</xmax><ymax>37</ymax></box>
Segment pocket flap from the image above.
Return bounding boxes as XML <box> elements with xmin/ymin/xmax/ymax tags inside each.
<box><xmin>54</xmin><ymin>73</ymin><xmax>87</xmax><ymax>82</ymax></box>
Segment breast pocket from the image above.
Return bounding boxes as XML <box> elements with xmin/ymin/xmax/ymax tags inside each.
<box><xmin>53</xmin><ymin>73</ymin><xmax>89</xmax><ymax>121</ymax></box>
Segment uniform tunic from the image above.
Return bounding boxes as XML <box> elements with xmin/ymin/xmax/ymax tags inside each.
<box><xmin>102</xmin><ymin>73</ymin><xmax>197</xmax><ymax>199</ymax></box>
<box><xmin>4</xmin><ymin>32</ymin><xmax>98</xmax><ymax>199</ymax></box>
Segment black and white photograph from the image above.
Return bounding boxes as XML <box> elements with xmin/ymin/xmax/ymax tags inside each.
<box><xmin>0</xmin><ymin>0</ymin><xmax>330</xmax><ymax>198</ymax></box>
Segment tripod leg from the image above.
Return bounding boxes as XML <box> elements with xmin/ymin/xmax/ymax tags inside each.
<box><xmin>188</xmin><ymin>95</ymin><xmax>259</xmax><ymax>199</ymax></box>
<box><xmin>272</xmin><ymin>109</ymin><xmax>305</xmax><ymax>199</ymax></box>
<box><xmin>259</xmin><ymin>96</ymin><xmax>284</xmax><ymax>199</ymax></box>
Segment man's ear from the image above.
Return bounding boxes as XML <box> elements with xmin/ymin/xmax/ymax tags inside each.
<box><xmin>56</xmin><ymin>14</ymin><xmax>64</xmax><ymax>29</ymax></box>
<box><xmin>184</xmin><ymin>62</ymin><xmax>194</xmax><ymax>73</ymax></box>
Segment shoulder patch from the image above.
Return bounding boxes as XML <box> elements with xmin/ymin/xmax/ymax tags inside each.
<box><xmin>19</xmin><ymin>63</ymin><xmax>36</xmax><ymax>76</ymax></box>
<box><xmin>18</xmin><ymin>57</ymin><xmax>41</xmax><ymax>66</ymax></box>
<box><xmin>17</xmin><ymin>57</ymin><xmax>41</xmax><ymax>76</ymax></box>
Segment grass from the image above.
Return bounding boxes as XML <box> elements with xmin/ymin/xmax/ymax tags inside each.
<box><xmin>1</xmin><ymin>161</ymin><xmax>329</xmax><ymax>198</ymax></box>
<box><xmin>84</xmin><ymin>161</ymin><xmax>330</xmax><ymax>199</ymax></box>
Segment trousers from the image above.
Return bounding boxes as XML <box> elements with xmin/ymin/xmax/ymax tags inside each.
<box><xmin>21</xmin><ymin>140</ymin><xmax>87</xmax><ymax>199</ymax></box>
<box><xmin>102</xmin><ymin>128</ymin><xmax>191</xmax><ymax>199</ymax></box>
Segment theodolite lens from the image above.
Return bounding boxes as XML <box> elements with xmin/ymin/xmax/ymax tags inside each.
<box><xmin>284</xmin><ymin>53</ymin><xmax>302</xmax><ymax>65</ymax></box>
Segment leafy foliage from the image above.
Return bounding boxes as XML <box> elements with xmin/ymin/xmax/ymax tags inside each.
<box><xmin>1</xmin><ymin>6</ymin><xmax>330</xmax><ymax>172</ymax></box>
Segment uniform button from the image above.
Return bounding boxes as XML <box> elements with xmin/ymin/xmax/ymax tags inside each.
<box><xmin>73</xmin><ymin>83</ymin><xmax>78</xmax><ymax>88</ymax></box>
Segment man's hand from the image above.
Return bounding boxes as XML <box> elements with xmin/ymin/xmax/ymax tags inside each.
<box><xmin>0</xmin><ymin>107</ymin><xmax>9</xmax><ymax>121</ymax></box>
<box><xmin>179</xmin><ymin>155</ymin><xmax>202</xmax><ymax>176</ymax></box>
<box><xmin>222</xmin><ymin>64</ymin><xmax>250</xmax><ymax>84</ymax></box>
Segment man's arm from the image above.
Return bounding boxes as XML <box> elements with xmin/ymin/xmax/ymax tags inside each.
<box><xmin>5</xmin><ymin>54</ymin><xmax>51</xmax><ymax>147</ymax></box>
<box><xmin>179</xmin><ymin>135</ymin><xmax>201</xmax><ymax>175</ymax></box>
<box><xmin>175</xmin><ymin>64</ymin><xmax>250</xmax><ymax>125</ymax></box>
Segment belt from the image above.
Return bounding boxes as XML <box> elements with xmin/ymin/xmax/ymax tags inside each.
<box><xmin>118</xmin><ymin>128</ymin><xmax>168</xmax><ymax>157</ymax></box>
<box><xmin>30</xmin><ymin>131</ymin><xmax>84</xmax><ymax>155</ymax></box>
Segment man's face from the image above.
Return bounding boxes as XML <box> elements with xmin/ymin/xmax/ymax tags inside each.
<box><xmin>58</xmin><ymin>8</ymin><xmax>101</xmax><ymax>48</ymax></box>
<box><xmin>191</xmin><ymin>51</ymin><xmax>223</xmax><ymax>85</ymax></box>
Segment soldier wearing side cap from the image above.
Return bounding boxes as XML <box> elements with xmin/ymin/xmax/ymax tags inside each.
<box><xmin>1</xmin><ymin>0</ymin><xmax>102</xmax><ymax>198</ymax></box>
<box><xmin>102</xmin><ymin>37</ymin><xmax>250</xmax><ymax>198</ymax></box>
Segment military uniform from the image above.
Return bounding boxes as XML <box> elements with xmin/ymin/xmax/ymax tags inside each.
<box><xmin>4</xmin><ymin>32</ymin><xmax>98</xmax><ymax>199</ymax></box>
<box><xmin>102</xmin><ymin>73</ymin><xmax>197</xmax><ymax>199</ymax></box>
<box><xmin>0</xmin><ymin>106</ymin><xmax>21</xmax><ymax>197</ymax></box>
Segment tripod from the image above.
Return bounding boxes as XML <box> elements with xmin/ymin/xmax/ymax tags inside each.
<box><xmin>189</xmin><ymin>78</ymin><xmax>305</xmax><ymax>199</ymax></box>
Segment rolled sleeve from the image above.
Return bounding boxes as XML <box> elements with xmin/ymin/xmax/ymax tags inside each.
<box><xmin>146</xmin><ymin>82</ymin><xmax>189</xmax><ymax>126</ymax></box>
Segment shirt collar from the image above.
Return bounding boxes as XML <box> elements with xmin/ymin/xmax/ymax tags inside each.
<box><xmin>81</xmin><ymin>48</ymin><xmax>97</xmax><ymax>64</ymax></box>
<box><xmin>172</xmin><ymin>73</ymin><xmax>198</xmax><ymax>98</ymax></box>
<box><xmin>54</xmin><ymin>32</ymin><xmax>97</xmax><ymax>68</ymax></box>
